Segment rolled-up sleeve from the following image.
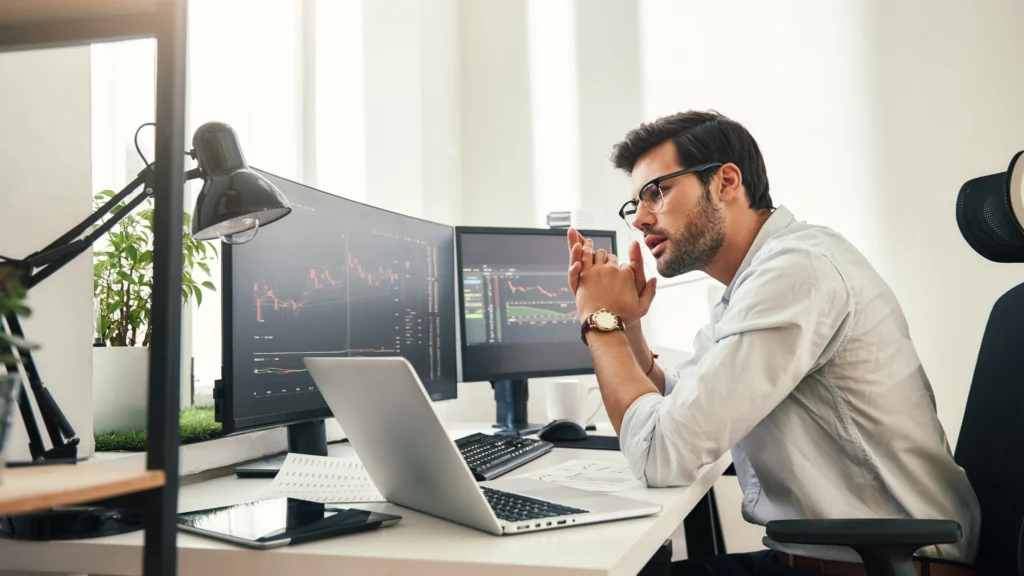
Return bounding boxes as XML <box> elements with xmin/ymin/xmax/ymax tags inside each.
<box><xmin>618</xmin><ymin>247</ymin><xmax>852</xmax><ymax>487</ymax></box>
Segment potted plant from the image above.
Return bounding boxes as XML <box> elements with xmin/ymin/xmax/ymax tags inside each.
<box><xmin>91</xmin><ymin>191</ymin><xmax>216</xmax><ymax>433</ymax></box>
<box><xmin>0</xmin><ymin>266</ymin><xmax>36</xmax><ymax>480</ymax></box>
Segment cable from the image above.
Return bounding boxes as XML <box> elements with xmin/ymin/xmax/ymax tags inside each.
<box><xmin>134</xmin><ymin>122</ymin><xmax>156</xmax><ymax>167</ymax></box>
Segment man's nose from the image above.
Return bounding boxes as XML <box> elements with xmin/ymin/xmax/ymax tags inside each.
<box><xmin>631</xmin><ymin>203</ymin><xmax>656</xmax><ymax>230</ymax></box>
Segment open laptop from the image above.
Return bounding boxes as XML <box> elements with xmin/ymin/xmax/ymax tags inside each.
<box><xmin>305</xmin><ymin>357</ymin><xmax>661</xmax><ymax>535</ymax></box>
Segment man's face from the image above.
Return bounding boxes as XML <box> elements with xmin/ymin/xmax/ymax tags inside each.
<box><xmin>629</xmin><ymin>141</ymin><xmax>726</xmax><ymax>277</ymax></box>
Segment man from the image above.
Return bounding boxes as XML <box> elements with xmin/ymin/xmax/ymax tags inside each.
<box><xmin>567</xmin><ymin>111</ymin><xmax>980</xmax><ymax>575</ymax></box>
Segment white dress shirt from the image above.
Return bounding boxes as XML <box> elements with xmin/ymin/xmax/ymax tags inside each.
<box><xmin>620</xmin><ymin>206</ymin><xmax>981</xmax><ymax>563</ymax></box>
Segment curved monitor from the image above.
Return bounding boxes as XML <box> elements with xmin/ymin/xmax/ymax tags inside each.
<box><xmin>456</xmin><ymin>226</ymin><xmax>616</xmax><ymax>382</ymax></box>
<box><xmin>219</xmin><ymin>170</ymin><xmax>457</xmax><ymax>434</ymax></box>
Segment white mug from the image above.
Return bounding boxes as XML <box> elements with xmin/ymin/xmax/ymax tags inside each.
<box><xmin>546</xmin><ymin>379</ymin><xmax>602</xmax><ymax>427</ymax></box>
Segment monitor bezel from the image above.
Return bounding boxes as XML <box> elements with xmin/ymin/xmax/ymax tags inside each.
<box><xmin>219</xmin><ymin>168</ymin><xmax>458</xmax><ymax>435</ymax></box>
<box><xmin>455</xmin><ymin>226</ymin><xmax>618</xmax><ymax>383</ymax></box>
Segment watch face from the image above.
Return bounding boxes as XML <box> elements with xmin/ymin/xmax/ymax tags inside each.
<box><xmin>594</xmin><ymin>310</ymin><xmax>618</xmax><ymax>330</ymax></box>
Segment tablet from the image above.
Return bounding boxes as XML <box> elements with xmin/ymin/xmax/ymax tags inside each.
<box><xmin>177</xmin><ymin>498</ymin><xmax>401</xmax><ymax>549</ymax></box>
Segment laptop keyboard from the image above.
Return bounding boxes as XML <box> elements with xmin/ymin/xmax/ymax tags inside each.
<box><xmin>481</xmin><ymin>486</ymin><xmax>590</xmax><ymax>523</ymax></box>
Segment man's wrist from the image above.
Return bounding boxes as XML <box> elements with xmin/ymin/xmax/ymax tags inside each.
<box><xmin>584</xmin><ymin>327</ymin><xmax>629</xmax><ymax>348</ymax></box>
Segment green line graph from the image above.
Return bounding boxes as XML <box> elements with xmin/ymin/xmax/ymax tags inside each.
<box><xmin>505</xmin><ymin>304</ymin><xmax>576</xmax><ymax>318</ymax></box>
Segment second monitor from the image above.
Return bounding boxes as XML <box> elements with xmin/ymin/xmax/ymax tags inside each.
<box><xmin>456</xmin><ymin>227</ymin><xmax>616</xmax><ymax>435</ymax></box>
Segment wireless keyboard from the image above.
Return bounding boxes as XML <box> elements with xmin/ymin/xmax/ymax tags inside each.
<box><xmin>455</xmin><ymin>432</ymin><xmax>553</xmax><ymax>481</ymax></box>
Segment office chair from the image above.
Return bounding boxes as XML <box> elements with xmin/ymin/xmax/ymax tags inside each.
<box><xmin>767</xmin><ymin>151</ymin><xmax>1024</xmax><ymax>576</ymax></box>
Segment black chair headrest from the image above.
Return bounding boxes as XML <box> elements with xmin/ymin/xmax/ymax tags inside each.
<box><xmin>956</xmin><ymin>150</ymin><xmax>1024</xmax><ymax>263</ymax></box>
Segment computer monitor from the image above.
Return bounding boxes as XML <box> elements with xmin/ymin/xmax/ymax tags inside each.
<box><xmin>217</xmin><ymin>170</ymin><xmax>458</xmax><ymax>471</ymax></box>
<box><xmin>456</xmin><ymin>226</ymin><xmax>616</xmax><ymax>435</ymax></box>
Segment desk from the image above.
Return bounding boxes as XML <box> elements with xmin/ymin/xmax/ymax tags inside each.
<box><xmin>0</xmin><ymin>435</ymin><xmax>731</xmax><ymax>576</ymax></box>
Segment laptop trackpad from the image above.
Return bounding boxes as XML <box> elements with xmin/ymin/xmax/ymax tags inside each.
<box><xmin>486</xmin><ymin>477</ymin><xmax>608</xmax><ymax>504</ymax></box>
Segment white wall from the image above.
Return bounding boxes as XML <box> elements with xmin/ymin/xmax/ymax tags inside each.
<box><xmin>861</xmin><ymin>0</ymin><xmax>1024</xmax><ymax>446</ymax></box>
<box><xmin>0</xmin><ymin>47</ymin><xmax>95</xmax><ymax>460</ymax></box>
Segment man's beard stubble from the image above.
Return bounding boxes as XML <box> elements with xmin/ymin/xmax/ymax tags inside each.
<box><xmin>652</xmin><ymin>189</ymin><xmax>726</xmax><ymax>278</ymax></box>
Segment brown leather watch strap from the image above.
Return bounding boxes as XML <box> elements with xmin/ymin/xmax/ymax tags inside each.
<box><xmin>580</xmin><ymin>311</ymin><xmax>625</xmax><ymax>345</ymax></box>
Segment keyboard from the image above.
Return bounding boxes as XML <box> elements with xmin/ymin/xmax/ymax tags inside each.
<box><xmin>481</xmin><ymin>486</ymin><xmax>589</xmax><ymax>523</ymax></box>
<box><xmin>455</xmin><ymin>432</ymin><xmax>553</xmax><ymax>481</ymax></box>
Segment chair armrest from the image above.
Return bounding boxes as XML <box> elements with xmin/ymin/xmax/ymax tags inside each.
<box><xmin>766</xmin><ymin>518</ymin><xmax>962</xmax><ymax>548</ymax></box>
<box><xmin>766</xmin><ymin>519</ymin><xmax>962</xmax><ymax>576</ymax></box>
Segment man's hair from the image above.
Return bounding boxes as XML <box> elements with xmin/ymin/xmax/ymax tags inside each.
<box><xmin>610</xmin><ymin>110</ymin><xmax>772</xmax><ymax>212</ymax></box>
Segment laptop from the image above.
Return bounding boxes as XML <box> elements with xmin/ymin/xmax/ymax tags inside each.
<box><xmin>305</xmin><ymin>357</ymin><xmax>661</xmax><ymax>535</ymax></box>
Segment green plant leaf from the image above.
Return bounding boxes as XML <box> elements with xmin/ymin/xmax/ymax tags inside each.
<box><xmin>197</xmin><ymin>262</ymin><xmax>211</xmax><ymax>276</ymax></box>
<box><xmin>116</xmin><ymin>270</ymin><xmax>135</xmax><ymax>285</ymax></box>
<box><xmin>194</xmin><ymin>286</ymin><xmax>203</xmax><ymax>307</ymax></box>
<box><xmin>0</xmin><ymin>331</ymin><xmax>39</xmax><ymax>351</ymax></box>
<box><xmin>10</xmin><ymin>302</ymin><xmax>31</xmax><ymax>317</ymax></box>
<box><xmin>201</xmin><ymin>280</ymin><xmax>216</xmax><ymax>291</ymax></box>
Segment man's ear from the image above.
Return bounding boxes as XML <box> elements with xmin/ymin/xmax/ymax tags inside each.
<box><xmin>717</xmin><ymin>163</ymin><xmax>744</xmax><ymax>204</ymax></box>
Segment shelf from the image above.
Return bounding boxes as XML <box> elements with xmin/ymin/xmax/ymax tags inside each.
<box><xmin>0</xmin><ymin>0</ymin><xmax>165</xmax><ymax>25</ymax></box>
<box><xmin>0</xmin><ymin>465</ymin><xmax>165</xmax><ymax>517</ymax></box>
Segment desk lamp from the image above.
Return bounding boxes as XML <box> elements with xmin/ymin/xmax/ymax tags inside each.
<box><xmin>0</xmin><ymin>121</ymin><xmax>290</xmax><ymax>540</ymax></box>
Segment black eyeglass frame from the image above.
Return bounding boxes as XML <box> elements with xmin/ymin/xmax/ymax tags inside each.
<box><xmin>618</xmin><ymin>162</ymin><xmax>724</xmax><ymax>224</ymax></box>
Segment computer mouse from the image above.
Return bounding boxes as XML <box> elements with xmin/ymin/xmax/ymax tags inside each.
<box><xmin>538</xmin><ymin>419</ymin><xmax>588</xmax><ymax>442</ymax></box>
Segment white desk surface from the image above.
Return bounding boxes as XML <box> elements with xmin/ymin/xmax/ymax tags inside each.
<box><xmin>0</xmin><ymin>428</ymin><xmax>731</xmax><ymax>576</ymax></box>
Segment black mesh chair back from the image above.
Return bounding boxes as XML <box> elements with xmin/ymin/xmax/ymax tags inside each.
<box><xmin>954</xmin><ymin>281</ymin><xmax>1024</xmax><ymax>574</ymax></box>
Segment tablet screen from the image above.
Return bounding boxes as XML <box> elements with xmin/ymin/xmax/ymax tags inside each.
<box><xmin>178</xmin><ymin>498</ymin><xmax>397</xmax><ymax>546</ymax></box>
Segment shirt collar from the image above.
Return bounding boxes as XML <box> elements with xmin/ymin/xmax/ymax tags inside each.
<box><xmin>720</xmin><ymin>205</ymin><xmax>796</xmax><ymax>304</ymax></box>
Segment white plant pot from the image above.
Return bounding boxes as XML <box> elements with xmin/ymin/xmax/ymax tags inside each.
<box><xmin>93</xmin><ymin>346</ymin><xmax>149</xmax><ymax>433</ymax></box>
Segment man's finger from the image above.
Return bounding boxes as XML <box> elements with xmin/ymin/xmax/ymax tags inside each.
<box><xmin>568</xmin><ymin>261</ymin><xmax>582</xmax><ymax>294</ymax></box>
<box><xmin>595</xmin><ymin>249</ymin><xmax>608</xmax><ymax>265</ymax></box>
<box><xmin>567</xmin><ymin>228</ymin><xmax>580</xmax><ymax>254</ymax></box>
<box><xmin>629</xmin><ymin>240</ymin><xmax>647</xmax><ymax>295</ymax></box>
<box><xmin>639</xmin><ymin>276</ymin><xmax>658</xmax><ymax>309</ymax></box>
<box><xmin>570</xmin><ymin>242</ymin><xmax>583</xmax><ymax>269</ymax></box>
<box><xmin>581</xmin><ymin>238</ymin><xmax>595</xmax><ymax>270</ymax></box>
<box><xmin>607</xmin><ymin>253</ymin><xmax>619</xmax><ymax>267</ymax></box>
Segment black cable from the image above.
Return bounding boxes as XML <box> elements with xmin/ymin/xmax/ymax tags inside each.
<box><xmin>134</xmin><ymin>122</ymin><xmax>156</xmax><ymax>167</ymax></box>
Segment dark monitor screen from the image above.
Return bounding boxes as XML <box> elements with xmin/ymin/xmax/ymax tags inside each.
<box><xmin>456</xmin><ymin>227</ymin><xmax>616</xmax><ymax>382</ymax></box>
<box><xmin>220</xmin><ymin>170</ymin><xmax>457</xmax><ymax>434</ymax></box>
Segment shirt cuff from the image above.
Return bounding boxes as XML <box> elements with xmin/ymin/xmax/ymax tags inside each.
<box><xmin>619</xmin><ymin>392</ymin><xmax>664</xmax><ymax>485</ymax></box>
<box><xmin>663</xmin><ymin>366</ymin><xmax>679</xmax><ymax>395</ymax></box>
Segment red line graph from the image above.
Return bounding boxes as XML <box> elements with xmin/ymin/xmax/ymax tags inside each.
<box><xmin>254</xmin><ymin>255</ymin><xmax>399</xmax><ymax>322</ymax></box>
<box><xmin>506</xmin><ymin>280</ymin><xmax>570</xmax><ymax>298</ymax></box>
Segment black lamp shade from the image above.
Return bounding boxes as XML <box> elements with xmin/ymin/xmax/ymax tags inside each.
<box><xmin>190</xmin><ymin>122</ymin><xmax>291</xmax><ymax>243</ymax></box>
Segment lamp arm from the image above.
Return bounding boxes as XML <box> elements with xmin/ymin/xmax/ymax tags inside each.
<box><xmin>24</xmin><ymin>187</ymin><xmax>154</xmax><ymax>290</ymax></box>
<box><xmin>22</xmin><ymin>166</ymin><xmax>203</xmax><ymax>289</ymax></box>
<box><xmin>28</xmin><ymin>169</ymin><xmax>150</xmax><ymax>264</ymax></box>
<box><xmin>1</xmin><ymin>164</ymin><xmax>204</xmax><ymax>464</ymax></box>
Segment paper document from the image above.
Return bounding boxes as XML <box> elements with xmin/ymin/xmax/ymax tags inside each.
<box><xmin>514</xmin><ymin>460</ymin><xmax>642</xmax><ymax>493</ymax></box>
<box><xmin>259</xmin><ymin>453</ymin><xmax>385</xmax><ymax>503</ymax></box>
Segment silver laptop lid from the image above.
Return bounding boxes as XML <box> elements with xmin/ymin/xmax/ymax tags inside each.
<box><xmin>305</xmin><ymin>357</ymin><xmax>502</xmax><ymax>534</ymax></box>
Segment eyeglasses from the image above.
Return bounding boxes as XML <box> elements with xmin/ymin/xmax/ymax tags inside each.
<box><xmin>618</xmin><ymin>162</ymin><xmax>724</xmax><ymax>230</ymax></box>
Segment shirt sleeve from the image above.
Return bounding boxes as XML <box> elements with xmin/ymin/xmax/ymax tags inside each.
<box><xmin>619</xmin><ymin>246</ymin><xmax>853</xmax><ymax>487</ymax></box>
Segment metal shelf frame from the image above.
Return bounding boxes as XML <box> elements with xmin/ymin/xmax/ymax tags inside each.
<box><xmin>0</xmin><ymin>1</ymin><xmax>187</xmax><ymax>574</ymax></box>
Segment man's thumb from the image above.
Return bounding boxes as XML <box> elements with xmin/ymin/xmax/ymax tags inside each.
<box><xmin>640</xmin><ymin>277</ymin><xmax>657</xmax><ymax>306</ymax></box>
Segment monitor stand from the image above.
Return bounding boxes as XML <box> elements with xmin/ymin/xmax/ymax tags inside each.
<box><xmin>491</xmin><ymin>379</ymin><xmax>543</xmax><ymax>436</ymax></box>
<box><xmin>235</xmin><ymin>419</ymin><xmax>342</xmax><ymax>478</ymax></box>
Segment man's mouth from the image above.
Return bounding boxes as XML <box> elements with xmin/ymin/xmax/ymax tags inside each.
<box><xmin>645</xmin><ymin>235</ymin><xmax>667</xmax><ymax>257</ymax></box>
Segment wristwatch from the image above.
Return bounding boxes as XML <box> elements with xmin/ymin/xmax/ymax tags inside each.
<box><xmin>580</xmin><ymin>309</ymin><xmax>625</xmax><ymax>344</ymax></box>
